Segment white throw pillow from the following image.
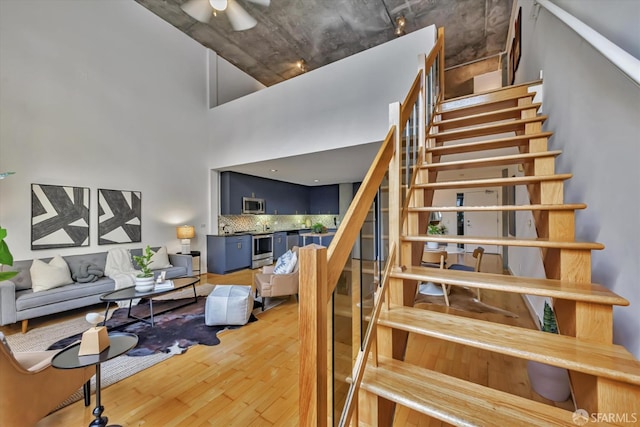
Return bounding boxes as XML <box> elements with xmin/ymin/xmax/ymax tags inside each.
<box><xmin>273</xmin><ymin>250</ymin><xmax>293</xmax><ymax>274</ymax></box>
<box><xmin>30</xmin><ymin>255</ymin><xmax>73</xmax><ymax>292</ymax></box>
<box><xmin>148</xmin><ymin>246</ymin><xmax>172</xmax><ymax>270</ymax></box>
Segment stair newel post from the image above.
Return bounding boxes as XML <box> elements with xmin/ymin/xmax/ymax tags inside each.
<box><xmin>298</xmin><ymin>244</ymin><xmax>328</xmax><ymax>427</ymax></box>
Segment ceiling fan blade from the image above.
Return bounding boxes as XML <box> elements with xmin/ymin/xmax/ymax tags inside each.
<box><xmin>226</xmin><ymin>0</ymin><xmax>257</xmax><ymax>31</ymax></box>
<box><xmin>243</xmin><ymin>0</ymin><xmax>270</xmax><ymax>6</ymax></box>
<box><xmin>181</xmin><ymin>0</ymin><xmax>214</xmax><ymax>23</ymax></box>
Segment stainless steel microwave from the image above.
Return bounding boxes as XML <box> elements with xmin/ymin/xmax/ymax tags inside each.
<box><xmin>242</xmin><ymin>197</ymin><xmax>265</xmax><ymax>214</ymax></box>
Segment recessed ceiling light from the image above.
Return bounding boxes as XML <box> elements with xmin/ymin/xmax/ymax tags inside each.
<box><xmin>313</xmin><ymin>179</ymin><xmax>319</xmax><ymax>183</ymax></box>
<box><xmin>270</xmin><ymin>169</ymin><xmax>278</xmax><ymax>172</ymax></box>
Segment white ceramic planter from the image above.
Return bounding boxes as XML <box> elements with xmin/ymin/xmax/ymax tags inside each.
<box><xmin>426</xmin><ymin>241</ymin><xmax>439</xmax><ymax>249</ymax></box>
<box><xmin>527</xmin><ymin>360</ymin><xmax>571</xmax><ymax>402</ymax></box>
<box><xmin>134</xmin><ymin>276</ymin><xmax>155</xmax><ymax>293</ymax></box>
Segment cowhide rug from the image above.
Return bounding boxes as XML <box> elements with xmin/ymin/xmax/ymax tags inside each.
<box><xmin>48</xmin><ymin>296</ymin><xmax>258</xmax><ymax>356</ymax></box>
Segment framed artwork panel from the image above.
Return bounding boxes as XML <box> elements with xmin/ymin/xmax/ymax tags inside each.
<box><xmin>98</xmin><ymin>188</ymin><xmax>142</xmax><ymax>244</ymax></box>
<box><xmin>31</xmin><ymin>184</ymin><xmax>90</xmax><ymax>250</ymax></box>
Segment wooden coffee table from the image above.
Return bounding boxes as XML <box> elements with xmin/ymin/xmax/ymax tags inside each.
<box><xmin>100</xmin><ymin>276</ymin><xmax>200</xmax><ymax>327</ymax></box>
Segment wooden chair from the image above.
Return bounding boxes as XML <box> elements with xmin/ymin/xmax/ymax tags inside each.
<box><xmin>448</xmin><ymin>246</ymin><xmax>485</xmax><ymax>300</ymax></box>
<box><xmin>419</xmin><ymin>250</ymin><xmax>450</xmax><ymax>306</ymax></box>
<box><xmin>0</xmin><ymin>334</ymin><xmax>94</xmax><ymax>427</ymax></box>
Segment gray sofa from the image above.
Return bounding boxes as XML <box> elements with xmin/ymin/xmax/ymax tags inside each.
<box><xmin>0</xmin><ymin>248</ymin><xmax>193</xmax><ymax>332</ymax></box>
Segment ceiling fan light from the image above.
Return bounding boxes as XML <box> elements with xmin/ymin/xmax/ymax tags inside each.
<box><xmin>181</xmin><ymin>0</ymin><xmax>214</xmax><ymax>23</ymax></box>
<box><xmin>209</xmin><ymin>0</ymin><xmax>228</xmax><ymax>11</ymax></box>
<box><xmin>226</xmin><ymin>0</ymin><xmax>257</xmax><ymax>31</ymax></box>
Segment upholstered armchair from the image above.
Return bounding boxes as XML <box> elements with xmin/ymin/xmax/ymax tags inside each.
<box><xmin>0</xmin><ymin>333</ymin><xmax>93</xmax><ymax>427</ymax></box>
<box><xmin>254</xmin><ymin>246</ymin><xmax>300</xmax><ymax>310</ymax></box>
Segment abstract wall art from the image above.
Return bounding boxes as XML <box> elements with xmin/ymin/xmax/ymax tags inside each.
<box><xmin>31</xmin><ymin>184</ymin><xmax>90</xmax><ymax>250</ymax></box>
<box><xmin>98</xmin><ymin>188</ymin><xmax>142</xmax><ymax>244</ymax></box>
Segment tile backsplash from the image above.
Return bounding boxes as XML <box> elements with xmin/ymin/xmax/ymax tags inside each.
<box><xmin>218</xmin><ymin>214</ymin><xmax>340</xmax><ymax>234</ymax></box>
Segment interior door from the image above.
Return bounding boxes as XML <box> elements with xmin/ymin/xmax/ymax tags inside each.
<box><xmin>463</xmin><ymin>190</ymin><xmax>499</xmax><ymax>253</ymax></box>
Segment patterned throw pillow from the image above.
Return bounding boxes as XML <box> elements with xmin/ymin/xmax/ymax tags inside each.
<box><xmin>274</xmin><ymin>250</ymin><xmax>293</xmax><ymax>274</ymax></box>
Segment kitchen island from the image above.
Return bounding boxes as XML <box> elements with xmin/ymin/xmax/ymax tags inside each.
<box><xmin>300</xmin><ymin>232</ymin><xmax>336</xmax><ymax>246</ymax></box>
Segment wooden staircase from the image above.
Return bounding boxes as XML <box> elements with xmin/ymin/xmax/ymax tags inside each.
<box><xmin>355</xmin><ymin>83</ymin><xmax>640</xmax><ymax>426</ymax></box>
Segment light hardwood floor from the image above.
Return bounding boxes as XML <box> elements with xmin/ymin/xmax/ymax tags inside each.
<box><xmin>1</xmin><ymin>254</ymin><xmax>573</xmax><ymax>426</ymax></box>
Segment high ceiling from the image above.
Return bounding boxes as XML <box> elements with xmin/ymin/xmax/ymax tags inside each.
<box><xmin>136</xmin><ymin>0</ymin><xmax>514</xmax><ymax>87</ymax></box>
<box><xmin>135</xmin><ymin>0</ymin><xmax>515</xmax><ymax>186</ymax></box>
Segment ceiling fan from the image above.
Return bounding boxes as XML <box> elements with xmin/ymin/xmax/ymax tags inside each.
<box><xmin>181</xmin><ymin>0</ymin><xmax>270</xmax><ymax>31</ymax></box>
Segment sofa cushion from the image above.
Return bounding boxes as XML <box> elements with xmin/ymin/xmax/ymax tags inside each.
<box><xmin>148</xmin><ymin>246</ymin><xmax>171</xmax><ymax>270</ymax></box>
<box><xmin>15</xmin><ymin>277</ymin><xmax>115</xmax><ymax>311</ymax></box>
<box><xmin>30</xmin><ymin>256</ymin><xmax>73</xmax><ymax>293</ymax></box>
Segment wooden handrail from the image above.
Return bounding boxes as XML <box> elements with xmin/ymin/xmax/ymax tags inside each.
<box><xmin>325</xmin><ymin>126</ymin><xmax>396</xmax><ymax>300</ymax></box>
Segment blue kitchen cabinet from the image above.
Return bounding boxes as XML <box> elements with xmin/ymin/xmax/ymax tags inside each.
<box><xmin>309</xmin><ymin>184</ymin><xmax>339</xmax><ymax>214</ymax></box>
<box><xmin>207</xmin><ymin>235</ymin><xmax>251</xmax><ymax>274</ymax></box>
<box><xmin>220</xmin><ymin>171</ymin><xmax>310</xmax><ymax>215</ymax></box>
<box><xmin>273</xmin><ymin>232</ymin><xmax>287</xmax><ymax>259</ymax></box>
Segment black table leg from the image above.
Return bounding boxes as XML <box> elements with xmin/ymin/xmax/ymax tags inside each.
<box><xmin>83</xmin><ymin>380</ymin><xmax>91</xmax><ymax>406</ymax></box>
<box><xmin>88</xmin><ymin>364</ymin><xmax>108</xmax><ymax>427</ymax></box>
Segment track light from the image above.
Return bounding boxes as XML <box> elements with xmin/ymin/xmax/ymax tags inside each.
<box><xmin>296</xmin><ymin>59</ymin><xmax>307</xmax><ymax>72</ymax></box>
<box><xmin>395</xmin><ymin>16</ymin><xmax>406</xmax><ymax>36</ymax></box>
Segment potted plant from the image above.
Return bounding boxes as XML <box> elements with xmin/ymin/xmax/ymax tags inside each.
<box><xmin>311</xmin><ymin>222</ymin><xmax>327</xmax><ymax>234</ymax></box>
<box><xmin>526</xmin><ymin>301</ymin><xmax>571</xmax><ymax>402</ymax></box>
<box><xmin>132</xmin><ymin>245</ymin><xmax>155</xmax><ymax>292</ymax></box>
<box><xmin>0</xmin><ymin>226</ymin><xmax>18</xmax><ymax>282</ymax></box>
<box><xmin>426</xmin><ymin>223</ymin><xmax>447</xmax><ymax>249</ymax></box>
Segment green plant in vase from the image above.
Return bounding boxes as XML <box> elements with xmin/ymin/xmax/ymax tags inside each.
<box><xmin>0</xmin><ymin>226</ymin><xmax>18</xmax><ymax>281</ymax></box>
<box><xmin>133</xmin><ymin>245</ymin><xmax>154</xmax><ymax>278</ymax></box>
<box><xmin>427</xmin><ymin>224</ymin><xmax>447</xmax><ymax>235</ymax></box>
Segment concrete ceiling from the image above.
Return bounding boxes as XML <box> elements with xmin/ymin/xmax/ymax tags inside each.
<box><xmin>136</xmin><ymin>0</ymin><xmax>515</xmax><ymax>186</ymax></box>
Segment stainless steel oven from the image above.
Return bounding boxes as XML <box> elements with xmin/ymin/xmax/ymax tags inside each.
<box><xmin>252</xmin><ymin>233</ymin><xmax>273</xmax><ymax>269</ymax></box>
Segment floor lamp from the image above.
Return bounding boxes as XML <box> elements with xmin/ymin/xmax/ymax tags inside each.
<box><xmin>176</xmin><ymin>225</ymin><xmax>195</xmax><ymax>254</ymax></box>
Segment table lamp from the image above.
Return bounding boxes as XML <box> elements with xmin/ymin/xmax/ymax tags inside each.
<box><xmin>78</xmin><ymin>313</ymin><xmax>110</xmax><ymax>356</ymax></box>
<box><xmin>176</xmin><ymin>225</ymin><xmax>195</xmax><ymax>254</ymax></box>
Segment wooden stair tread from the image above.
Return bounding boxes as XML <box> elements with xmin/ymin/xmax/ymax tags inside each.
<box><xmin>430</xmin><ymin>116</ymin><xmax>548</xmax><ymax>142</ymax></box>
<box><xmin>435</xmin><ymin>103</ymin><xmax>542</xmax><ymax>131</ymax></box>
<box><xmin>413</xmin><ymin>174</ymin><xmax>573</xmax><ymax>191</ymax></box>
<box><xmin>379</xmin><ymin>306</ymin><xmax>640</xmax><ymax>385</ymax></box>
<box><xmin>361</xmin><ymin>356</ymin><xmax>580</xmax><ymax>427</ymax></box>
<box><xmin>427</xmin><ymin>132</ymin><xmax>554</xmax><ymax>156</ymax></box>
<box><xmin>438</xmin><ymin>93</ymin><xmax>537</xmax><ymax>120</ymax></box>
<box><xmin>408</xmin><ymin>203</ymin><xmax>587</xmax><ymax>212</ymax></box>
<box><xmin>402</xmin><ymin>234</ymin><xmax>604</xmax><ymax>250</ymax></box>
<box><xmin>439</xmin><ymin>81</ymin><xmax>541</xmax><ymax>112</ymax></box>
<box><xmin>393</xmin><ymin>265</ymin><xmax>628</xmax><ymax>306</ymax></box>
<box><xmin>421</xmin><ymin>151</ymin><xmax>562</xmax><ymax>171</ymax></box>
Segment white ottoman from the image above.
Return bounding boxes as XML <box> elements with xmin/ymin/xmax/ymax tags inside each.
<box><xmin>205</xmin><ymin>285</ymin><xmax>254</xmax><ymax>326</ymax></box>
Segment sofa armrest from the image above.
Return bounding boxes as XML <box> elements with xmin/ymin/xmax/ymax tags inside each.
<box><xmin>0</xmin><ymin>280</ymin><xmax>18</xmax><ymax>325</ymax></box>
<box><xmin>262</xmin><ymin>265</ymin><xmax>275</xmax><ymax>274</ymax></box>
<box><xmin>168</xmin><ymin>254</ymin><xmax>193</xmax><ymax>276</ymax></box>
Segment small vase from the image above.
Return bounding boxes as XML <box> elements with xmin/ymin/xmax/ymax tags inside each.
<box><xmin>527</xmin><ymin>360</ymin><xmax>571</xmax><ymax>402</ymax></box>
<box><xmin>135</xmin><ymin>276</ymin><xmax>155</xmax><ymax>292</ymax></box>
<box><xmin>427</xmin><ymin>241</ymin><xmax>439</xmax><ymax>250</ymax></box>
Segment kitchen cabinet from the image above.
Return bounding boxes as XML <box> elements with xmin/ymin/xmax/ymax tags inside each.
<box><xmin>309</xmin><ymin>185</ymin><xmax>339</xmax><ymax>214</ymax></box>
<box><xmin>273</xmin><ymin>232</ymin><xmax>287</xmax><ymax>259</ymax></box>
<box><xmin>220</xmin><ymin>171</ymin><xmax>309</xmax><ymax>215</ymax></box>
<box><xmin>207</xmin><ymin>235</ymin><xmax>251</xmax><ymax>274</ymax></box>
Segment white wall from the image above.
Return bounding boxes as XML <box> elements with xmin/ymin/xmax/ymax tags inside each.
<box><xmin>206</xmin><ymin>26</ymin><xmax>437</xmax><ymax>169</ymax></box>
<box><xmin>0</xmin><ymin>0</ymin><xmax>211</xmax><ymax>260</ymax></box>
<box><xmin>208</xmin><ymin>52</ymin><xmax>265</xmax><ymax>108</ymax></box>
<box><xmin>511</xmin><ymin>0</ymin><xmax>640</xmax><ymax>358</ymax></box>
